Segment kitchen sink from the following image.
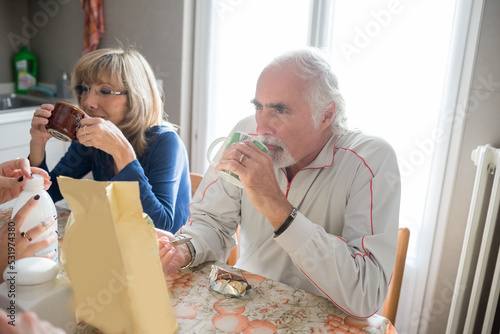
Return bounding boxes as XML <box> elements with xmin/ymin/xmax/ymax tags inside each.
<box><xmin>0</xmin><ymin>93</ymin><xmax>56</xmax><ymax>111</ymax></box>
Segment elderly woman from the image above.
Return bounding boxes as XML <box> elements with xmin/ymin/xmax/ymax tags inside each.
<box><xmin>28</xmin><ymin>47</ymin><xmax>190</xmax><ymax>232</ymax></box>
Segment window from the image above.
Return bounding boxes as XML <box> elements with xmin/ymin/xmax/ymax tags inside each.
<box><xmin>328</xmin><ymin>0</ymin><xmax>456</xmax><ymax>328</ymax></box>
<box><xmin>191</xmin><ymin>0</ymin><xmax>312</xmax><ymax>172</ymax></box>
<box><xmin>192</xmin><ymin>1</ymin><xmax>458</xmax><ymax>331</ymax></box>
<box><xmin>211</xmin><ymin>0</ymin><xmax>312</xmax><ymax>142</ymax></box>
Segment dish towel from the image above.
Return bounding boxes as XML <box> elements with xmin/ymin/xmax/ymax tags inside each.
<box><xmin>81</xmin><ymin>0</ymin><xmax>105</xmax><ymax>55</ymax></box>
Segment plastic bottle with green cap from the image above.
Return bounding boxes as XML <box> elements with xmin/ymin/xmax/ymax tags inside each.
<box><xmin>14</xmin><ymin>46</ymin><xmax>38</xmax><ymax>94</ymax></box>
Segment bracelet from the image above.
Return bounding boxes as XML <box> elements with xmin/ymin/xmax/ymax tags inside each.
<box><xmin>176</xmin><ymin>235</ymin><xmax>196</xmax><ymax>269</ymax></box>
<box><xmin>274</xmin><ymin>207</ymin><xmax>298</xmax><ymax>237</ymax></box>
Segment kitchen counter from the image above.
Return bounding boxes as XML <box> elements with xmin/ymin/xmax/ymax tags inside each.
<box><xmin>0</xmin><ymin>107</ymin><xmax>34</xmax><ymax>123</ymax></box>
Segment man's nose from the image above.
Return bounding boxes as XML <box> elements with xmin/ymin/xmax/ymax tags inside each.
<box><xmin>255</xmin><ymin>110</ymin><xmax>273</xmax><ymax>136</ymax></box>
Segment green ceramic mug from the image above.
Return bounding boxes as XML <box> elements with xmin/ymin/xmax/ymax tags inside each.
<box><xmin>207</xmin><ymin>131</ymin><xmax>268</xmax><ymax>187</ymax></box>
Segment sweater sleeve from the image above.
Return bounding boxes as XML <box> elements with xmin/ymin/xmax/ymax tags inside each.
<box><xmin>36</xmin><ymin>142</ymin><xmax>93</xmax><ymax>203</ymax></box>
<box><xmin>112</xmin><ymin>130</ymin><xmax>188</xmax><ymax>232</ymax></box>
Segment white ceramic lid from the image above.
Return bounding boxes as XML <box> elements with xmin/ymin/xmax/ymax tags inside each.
<box><xmin>3</xmin><ymin>257</ymin><xmax>58</xmax><ymax>285</ymax></box>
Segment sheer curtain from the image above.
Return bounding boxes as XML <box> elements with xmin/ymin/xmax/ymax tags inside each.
<box><xmin>191</xmin><ymin>1</ymin><xmax>459</xmax><ymax>332</ymax></box>
<box><xmin>326</xmin><ymin>1</ymin><xmax>456</xmax><ymax>331</ymax></box>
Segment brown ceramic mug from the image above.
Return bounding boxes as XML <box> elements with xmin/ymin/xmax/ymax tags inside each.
<box><xmin>45</xmin><ymin>101</ymin><xmax>87</xmax><ymax>142</ymax></box>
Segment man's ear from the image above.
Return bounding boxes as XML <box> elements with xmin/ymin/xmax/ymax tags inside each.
<box><xmin>320</xmin><ymin>102</ymin><xmax>335</xmax><ymax>128</ymax></box>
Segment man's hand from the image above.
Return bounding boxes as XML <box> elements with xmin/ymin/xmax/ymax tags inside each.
<box><xmin>156</xmin><ymin>229</ymin><xmax>193</xmax><ymax>276</ymax></box>
<box><xmin>214</xmin><ymin>141</ymin><xmax>292</xmax><ymax>230</ymax></box>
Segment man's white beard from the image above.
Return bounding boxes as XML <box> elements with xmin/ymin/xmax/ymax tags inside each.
<box><xmin>257</xmin><ymin>136</ymin><xmax>297</xmax><ymax>168</ymax></box>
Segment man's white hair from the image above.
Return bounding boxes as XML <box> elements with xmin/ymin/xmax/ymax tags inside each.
<box><xmin>264</xmin><ymin>48</ymin><xmax>348</xmax><ymax>134</ymax></box>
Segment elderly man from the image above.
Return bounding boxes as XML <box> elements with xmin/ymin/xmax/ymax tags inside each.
<box><xmin>158</xmin><ymin>48</ymin><xmax>400</xmax><ymax>317</ymax></box>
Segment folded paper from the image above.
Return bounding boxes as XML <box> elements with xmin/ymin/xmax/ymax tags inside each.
<box><xmin>59</xmin><ymin>177</ymin><xmax>178</xmax><ymax>334</ymax></box>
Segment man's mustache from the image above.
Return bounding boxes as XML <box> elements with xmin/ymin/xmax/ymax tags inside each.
<box><xmin>256</xmin><ymin>136</ymin><xmax>284</xmax><ymax>149</ymax></box>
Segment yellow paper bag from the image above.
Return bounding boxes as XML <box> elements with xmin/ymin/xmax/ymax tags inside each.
<box><xmin>59</xmin><ymin>176</ymin><xmax>178</xmax><ymax>334</ymax></box>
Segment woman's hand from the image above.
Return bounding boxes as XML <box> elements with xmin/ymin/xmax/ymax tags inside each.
<box><xmin>30</xmin><ymin>104</ymin><xmax>54</xmax><ymax>145</ymax></box>
<box><xmin>0</xmin><ymin>195</ymin><xmax>58</xmax><ymax>282</ymax></box>
<box><xmin>0</xmin><ymin>159</ymin><xmax>51</xmax><ymax>204</ymax></box>
<box><xmin>29</xmin><ymin>104</ymin><xmax>55</xmax><ymax>166</ymax></box>
<box><xmin>77</xmin><ymin>117</ymin><xmax>136</xmax><ymax>172</ymax></box>
<box><xmin>156</xmin><ymin>229</ymin><xmax>192</xmax><ymax>276</ymax></box>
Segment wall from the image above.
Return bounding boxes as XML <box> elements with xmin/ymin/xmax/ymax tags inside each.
<box><xmin>427</xmin><ymin>0</ymin><xmax>500</xmax><ymax>332</ymax></box>
<box><xmin>0</xmin><ymin>0</ymin><xmax>28</xmax><ymax>82</ymax></box>
<box><xmin>0</xmin><ymin>0</ymin><xmax>191</xmax><ymax>130</ymax></box>
<box><xmin>27</xmin><ymin>0</ymin><xmax>83</xmax><ymax>85</ymax></box>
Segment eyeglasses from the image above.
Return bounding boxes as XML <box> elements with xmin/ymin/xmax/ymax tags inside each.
<box><xmin>74</xmin><ymin>84</ymin><xmax>128</xmax><ymax>98</ymax></box>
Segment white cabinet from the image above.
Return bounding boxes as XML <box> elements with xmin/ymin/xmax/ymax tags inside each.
<box><xmin>0</xmin><ymin>108</ymin><xmax>70</xmax><ymax>169</ymax></box>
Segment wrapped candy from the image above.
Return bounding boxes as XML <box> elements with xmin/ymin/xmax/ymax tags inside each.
<box><xmin>209</xmin><ymin>265</ymin><xmax>251</xmax><ymax>298</ymax></box>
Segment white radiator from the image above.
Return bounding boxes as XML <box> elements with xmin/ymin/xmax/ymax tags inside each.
<box><xmin>447</xmin><ymin>144</ymin><xmax>500</xmax><ymax>333</ymax></box>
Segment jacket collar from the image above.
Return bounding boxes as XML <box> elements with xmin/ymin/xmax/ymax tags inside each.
<box><xmin>286</xmin><ymin>133</ymin><xmax>340</xmax><ymax>172</ymax></box>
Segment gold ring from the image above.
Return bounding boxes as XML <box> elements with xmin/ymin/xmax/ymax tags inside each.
<box><xmin>21</xmin><ymin>232</ymin><xmax>32</xmax><ymax>242</ymax></box>
<box><xmin>239</xmin><ymin>154</ymin><xmax>245</xmax><ymax>163</ymax></box>
<box><xmin>83</xmin><ymin>125</ymin><xmax>87</xmax><ymax>136</ymax></box>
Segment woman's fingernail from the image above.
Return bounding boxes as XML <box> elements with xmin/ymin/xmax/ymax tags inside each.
<box><xmin>55</xmin><ymin>230</ymin><xmax>59</xmax><ymax>235</ymax></box>
<box><xmin>34</xmin><ymin>194</ymin><xmax>40</xmax><ymax>200</ymax></box>
<box><xmin>18</xmin><ymin>176</ymin><xmax>24</xmax><ymax>182</ymax></box>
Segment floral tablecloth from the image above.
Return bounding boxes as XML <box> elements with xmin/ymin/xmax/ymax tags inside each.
<box><xmin>167</xmin><ymin>262</ymin><xmax>396</xmax><ymax>334</ymax></box>
<box><xmin>1</xmin><ymin>207</ymin><xmax>397</xmax><ymax>334</ymax></box>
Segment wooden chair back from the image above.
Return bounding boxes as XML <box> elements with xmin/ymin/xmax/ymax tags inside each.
<box><xmin>382</xmin><ymin>227</ymin><xmax>410</xmax><ymax>326</ymax></box>
<box><xmin>226</xmin><ymin>227</ymin><xmax>239</xmax><ymax>266</ymax></box>
<box><xmin>190</xmin><ymin>172</ymin><xmax>203</xmax><ymax>197</ymax></box>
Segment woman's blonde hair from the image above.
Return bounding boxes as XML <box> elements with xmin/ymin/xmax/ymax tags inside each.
<box><xmin>71</xmin><ymin>46</ymin><xmax>166</xmax><ymax>156</ymax></box>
